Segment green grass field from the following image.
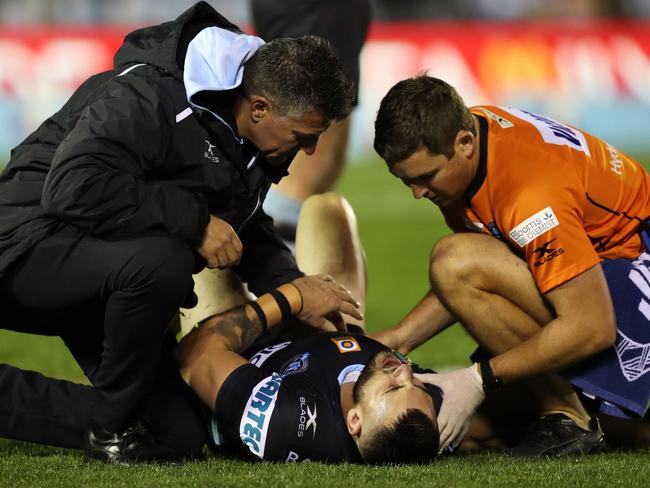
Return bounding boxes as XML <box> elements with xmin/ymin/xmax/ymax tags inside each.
<box><xmin>1</xmin><ymin>157</ymin><xmax>649</xmax><ymax>487</ymax></box>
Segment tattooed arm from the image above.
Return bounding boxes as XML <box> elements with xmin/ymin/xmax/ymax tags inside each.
<box><xmin>176</xmin><ymin>275</ymin><xmax>362</xmax><ymax>412</ymax></box>
<box><xmin>176</xmin><ymin>304</ymin><xmax>262</xmax><ymax>413</ymax></box>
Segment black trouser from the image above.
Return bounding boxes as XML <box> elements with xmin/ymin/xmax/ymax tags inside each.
<box><xmin>0</xmin><ymin>225</ymin><xmax>206</xmax><ymax>454</ymax></box>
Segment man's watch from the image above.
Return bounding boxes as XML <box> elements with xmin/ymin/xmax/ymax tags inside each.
<box><xmin>479</xmin><ymin>359</ymin><xmax>503</xmax><ymax>392</ymax></box>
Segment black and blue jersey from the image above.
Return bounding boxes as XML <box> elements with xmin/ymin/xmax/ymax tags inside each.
<box><xmin>212</xmin><ymin>332</ymin><xmax>388</xmax><ymax>462</ymax></box>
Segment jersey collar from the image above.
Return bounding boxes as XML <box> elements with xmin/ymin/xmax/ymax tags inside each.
<box><xmin>463</xmin><ymin>115</ymin><xmax>489</xmax><ymax>205</ymax></box>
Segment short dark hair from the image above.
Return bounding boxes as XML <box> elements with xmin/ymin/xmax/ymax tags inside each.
<box><xmin>374</xmin><ymin>74</ymin><xmax>475</xmax><ymax>164</ymax></box>
<box><xmin>360</xmin><ymin>408</ymin><xmax>439</xmax><ymax>465</ymax></box>
<box><xmin>243</xmin><ymin>36</ymin><xmax>353</xmax><ymax>122</ymax></box>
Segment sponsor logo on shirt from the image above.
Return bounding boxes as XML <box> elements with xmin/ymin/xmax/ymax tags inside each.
<box><xmin>204</xmin><ymin>139</ymin><xmax>220</xmax><ymax>164</ymax></box>
<box><xmin>533</xmin><ymin>238</ymin><xmax>565</xmax><ymax>267</ymax></box>
<box><xmin>509</xmin><ymin>207</ymin><xmax>559</xmax><ymax>247</ymax></box>
<box><xmin>297</xmin><ymin>396</ymin><xmax>318</xmax><ymax>440</ymax></box>
<box><xmin>606</xmin><ymin>143</ymin><xmax>623</xmax><ymax>175</ymax></box>
<box><xmin>240</xmin><ymin>353</ymin><xmax>310</xmax><ymax>458</ymax></box>
<box><xmin>249</xmin><ymin>341</ymin><xmax>292</xmax><ymax>367</ymax></box>
<box><xmin>480</xmin><ymin>108</ymin><xmax>514</xmax><ymax>129</ymax></box>
<box><xmin>286</xmin><ymin>450</ymin><xmax>311</xmax><ymax>462</ymax></box>
<box><xmin>240</xmin><ymin>373</ymin><xmax>283</xmax><ymax>458</ymax></box>
<box><xmin>500</xmin><ymin>107</ymin><xmax>591</xmax><ymax>156</ymax></box>
<box><xmin>331</xmin><ymin>337</ymin><xmax>361</xmax><ymax>353</ymax></box>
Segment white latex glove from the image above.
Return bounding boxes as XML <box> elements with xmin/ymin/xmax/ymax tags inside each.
<box><xmin>415</xmin><ymin>364</ymin><xmax>485</xmax><ymax>454</ymax></box>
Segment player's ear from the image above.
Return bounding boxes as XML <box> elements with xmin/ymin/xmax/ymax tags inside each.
<box><xmin>347</xmin><ymin>407</ymin><xmax>362</xmax><ymax>437</ymax></box>
<box><xmin>249</xmin><ymin>95</ymin><xmax>272</xmax><ymax>123</ymax></box>
<box><xmin>454</xmin><ymin>129</ymin><xmax>475</xmax><ymax>159</ymax></box>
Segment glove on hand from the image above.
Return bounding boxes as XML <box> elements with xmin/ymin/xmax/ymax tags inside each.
<box><xmin>415</xmin><ymin>364</ymin><xmax>485</xmax><ymax>453</ymax></box>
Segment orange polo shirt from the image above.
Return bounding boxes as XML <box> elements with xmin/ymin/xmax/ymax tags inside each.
<box><xmin>447</xmin><ymin>106</ymin><xmax>650</xmax><ymax>293</ymax></box>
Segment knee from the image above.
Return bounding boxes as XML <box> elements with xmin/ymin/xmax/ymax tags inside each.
<box><xmin>429</xmin><ymin>234</ymin><xmax>483</xmax><ymax>288</ymax></box>
<box><xmin>302</xmin><ymin>192</ymin><xmax>355</xmax><ymax>224</ymax></box>
<box><xmin>121</xmin><ymin>235</ymin><xmax>195</xmax><ymax>299</ymax></box>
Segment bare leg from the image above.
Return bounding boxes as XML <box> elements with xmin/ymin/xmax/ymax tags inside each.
<box><xmin>295</xmin><ymin>193</ymin><xmax>367</xmax><ymax>330</ymax></box>
<box><xmin>178</xmin><ymin>269</ymin><xmax>253</xmax><ymax>337</ymax></box>
<box><xmin>429</xmin><ymin>233</ymin><xmax>591</xmax><ymax>429</ymax></box>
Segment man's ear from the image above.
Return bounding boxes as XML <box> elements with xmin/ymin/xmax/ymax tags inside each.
<box><xmin>347</xmin><ymin>407</ymin><xmax>363</xmax><ymax>437</ymax></box>
<box><xmin>249</xmin><ymin>95</ymin><xmax>272</xmax><ymax>123</ymax></box>
<box><xmin>454</xmin><ymin>129</ymin><xmax>476</xmax><ymax>159</ymax></box>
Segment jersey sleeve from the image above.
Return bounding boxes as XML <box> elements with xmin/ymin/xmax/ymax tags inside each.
<box><xmin>496</xmin><ymin>166</ymin><xmax>600</xmax><ymax>293</ymax></box>
<box><xmin>213</xmin><ymin>364</ymin><xmax>269</xmax><ymax>459</ymax></box>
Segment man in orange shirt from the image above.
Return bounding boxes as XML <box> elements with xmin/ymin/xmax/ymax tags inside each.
<box><xmin>373</xmin><ymin>74</ymin><xmax>650</xmax><ymax>456</ymax></box>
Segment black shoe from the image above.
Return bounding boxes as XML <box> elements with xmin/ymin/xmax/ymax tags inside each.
<box><xmin>507</xmin><ymin>413</ymin><xmax>606</xmax><ymax>458</ymax></box>
<box><xmin>83</xmin><ymin>419</ymin><xmax>179</xmax><ymax>464</ymax></box>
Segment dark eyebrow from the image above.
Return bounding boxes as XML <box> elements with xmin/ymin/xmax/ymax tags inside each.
<box><xmin>382</xmin><ymin>385</ymin><xmax>404</xmax><ymax>395</ymax></box>
<box><xmin>383</xmin><ymin>384</ymin><xmax>429</xmax><ymax>397</ymax></box>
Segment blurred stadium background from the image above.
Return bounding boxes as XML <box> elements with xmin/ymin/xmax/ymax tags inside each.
<box><xmin>1</xmin><ymin>0</ymin><xmax>650</xmax><ymax>421</ymax></box>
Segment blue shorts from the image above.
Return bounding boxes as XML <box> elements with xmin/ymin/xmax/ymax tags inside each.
<box><xmin>564</xmin><ymin>253</ymin><xmax>650</xmax><ymax>418</ymax></box>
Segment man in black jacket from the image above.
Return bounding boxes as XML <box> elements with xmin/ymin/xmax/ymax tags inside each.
<box><xmin>0</xmin><ymin>1</ymin><xmax>353</xmax><ymax>463</ymax></box>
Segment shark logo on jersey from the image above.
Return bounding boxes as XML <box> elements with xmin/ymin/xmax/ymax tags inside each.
<box><xmin>501</xmin><ymin>107</ymin><xmax>591</xmax><ymax>157</ymax></box>
<box><xmin>280</xmin><ymin>353</ymin><xmax>310</xmax><ymax>376</ymax></box>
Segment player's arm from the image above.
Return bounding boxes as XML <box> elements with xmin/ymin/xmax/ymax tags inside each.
<box><xmin>176</xmin><ymin>303</ymin><xmax>262</xmax><ymax>412</ymax></box>
<box><xmin>368</xmin><ymin>290</ymin><xmax>455</xmax><ymax>353</ymax></box>
<box><xmin>176</xmin><ymin>275</ymin><xmax>363</xmax><ymax>412</ymax></box>
<box><xmin>489</xmin><ymin>263</ymin><xmax>616</xmax><ymax>382</ymax></box>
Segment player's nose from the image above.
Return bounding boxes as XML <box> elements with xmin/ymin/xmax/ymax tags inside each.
<box><xmin>393</xmin><ymin>362</ymin><xmax>414</xmax><ymax>383</ymax></box>
<box><xmin>302</xmin><ymin>142</ymin><xmax>317</xmax><ymax>156</ymax></box>
<box><xmin>410</xmin><ymin>184</ymin><xmax>428</xmax><ymax>199</ymax></box>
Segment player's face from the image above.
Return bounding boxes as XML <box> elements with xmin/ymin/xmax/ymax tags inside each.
<box><xmin>246</xmin><ymin>100</ymin><xmax>329</xmax><ymax>166</ymax></box>
<box><xmin>389</xmin><ymin>131</ymin><xmax>478</xmax><ymax>208</ymax></box>
<box><xmin>351</xmin><ymin>351</ymin><xmax>437</xmax><ymax>437</ymax></box>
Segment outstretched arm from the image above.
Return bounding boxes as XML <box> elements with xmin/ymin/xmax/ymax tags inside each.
<box><xmin>368</xmin><ymin>290</ymin><xmax>455</xmax><ymax>353</ymax></box>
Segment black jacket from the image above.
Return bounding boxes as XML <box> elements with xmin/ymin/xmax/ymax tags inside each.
<box><xmin>0</xmin><ymin>2</ymin><xmax>301</xmax><ymax>295</ymax></box>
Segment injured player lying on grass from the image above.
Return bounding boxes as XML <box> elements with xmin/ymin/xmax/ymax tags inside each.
<box><xmin>176</xmin><ymin>193</ymin><xmax>441</xmax><ymax>464</ymax></box>
<box><xmin>175</xmin><ymin>193</ymin><xmax>646</xmax><ymax>463</ymax></box>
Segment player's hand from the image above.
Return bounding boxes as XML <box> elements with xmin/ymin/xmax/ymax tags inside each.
<box><xmin>197</xmin><ymin>215</ymin><xmax>243</xmax><ymax>269</ymax></box>
<box><xmin>291</xmin><ymin>275</ymin><xmax>363</xmax><ymax>331</ymax></box>
<box><xmin>415</xmin><ymin>364</ymin><xmax>485</xmax><ymax>454</ymax></box>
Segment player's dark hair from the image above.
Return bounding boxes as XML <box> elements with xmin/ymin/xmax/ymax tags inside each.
<box><xmin>243</xmin><ymin>36</ymin><xmax>353</xmax><ymax>122</ymax></box>
<box><xmin>374</xmin><ymin>74</ymin><xmax>475</xmax><ymax>164</ymax></box>
<box><xmin>360</xmin><ymin>408</ymin><xmax>439</xmax><ymax>465</ymax></box>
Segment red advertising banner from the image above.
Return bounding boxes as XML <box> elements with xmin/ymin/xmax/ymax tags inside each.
<box><xmin>1</xmin><ymin>21</ymin><xmax>649</xmax><ymax>156</ymax></box>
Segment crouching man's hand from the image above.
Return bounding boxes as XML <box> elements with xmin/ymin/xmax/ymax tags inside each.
<box><xmin>197</xmin><ymin>215</ymin><xmax>242</xmax><ymax>269</ymax></box>
<box><xmin>415</xmin><ymin>364</ymin><xmax>485</xmax><ymax>454</ymax></box>
<box><xmin>291</xmin><ymin>275</ymin><xmax>363</xmax><ymax>331</ymax></box>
